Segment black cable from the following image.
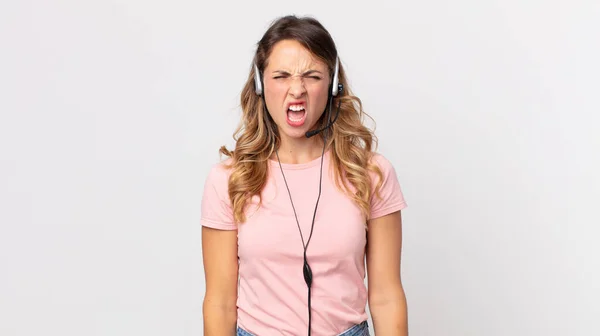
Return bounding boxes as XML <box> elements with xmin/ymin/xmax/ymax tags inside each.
<box><xmin>275</xmin><ymin>95</ymin><xmax>337</xmax><ymax>336</ymax></box>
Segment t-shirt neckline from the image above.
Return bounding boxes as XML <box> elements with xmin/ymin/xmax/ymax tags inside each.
<box><xmin>268</xmin><ymin>149</ymin><xmax>331</xmax><ymax>170</ymax></box>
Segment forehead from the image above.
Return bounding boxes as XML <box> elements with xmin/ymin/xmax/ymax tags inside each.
<box><xmin>265</xmin><ymin>39</ymin><xmax>327</xmax><ymax>72</ymax></box>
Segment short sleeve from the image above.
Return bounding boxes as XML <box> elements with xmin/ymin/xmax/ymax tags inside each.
<box><xmin>200</xmin><ymin>162</ymin><xmax>237</xmax><ymax>230</ymax></box>
<box><xmin>369</xmin><ymin>153</ymin><xmax>408</xmax><ymax>220</ymax></box>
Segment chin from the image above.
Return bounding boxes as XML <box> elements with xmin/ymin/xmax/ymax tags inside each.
<box><xmin>280</xmin><ymin>127</ymin><xmax>309</xmax><ymax>139</ymax></box>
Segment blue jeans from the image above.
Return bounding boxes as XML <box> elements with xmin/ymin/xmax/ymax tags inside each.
<box><xmin>236</xmin><ymin>320</ymin><xmax>369</xmax><ymax>336</ymax></box>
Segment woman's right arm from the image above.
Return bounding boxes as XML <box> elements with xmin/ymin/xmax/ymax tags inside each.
<box><xmin>202</xmin><ymin>226</ymin><xmax>239</xmax><ymax>335</ymax></box>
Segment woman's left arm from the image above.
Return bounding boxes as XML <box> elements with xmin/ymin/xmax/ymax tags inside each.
<box><xmin>366</xmin><ymin>210</ymin><xmax>408</xmax><ymax>335</ymax></box>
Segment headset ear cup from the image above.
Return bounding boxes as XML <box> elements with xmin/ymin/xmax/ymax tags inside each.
<box><xmin>254</xmin><ymin>63</ymin><xmax>263</xmax><ymax>95</ymax></box>
<box><xmin>331</xmin><ymin>58</ymin><xmax>340</xmax><ymax>96</ymax></box>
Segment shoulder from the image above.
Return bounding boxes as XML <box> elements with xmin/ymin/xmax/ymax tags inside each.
<box><xmin>205</xmin><ymin>157</ymin><xmax>234</xmax><ymax>184</ymax></box>
<box><xmin>201</xmin><ymin>157</ymin><xmax>237</xmax><ymax>229</ymax></box>
<box><xmin>367</xmin><ymin>151</ymin><xmax>407</xmax><ymax>218</ymax></box>
<box><xmin>369</xmin><ymin>152</ymin><xmax>393</xmax><ymax>167</ymax></box>
<box><xmin>202</xmin><ymin>157</ymin><xmax>235</xmax><ymax>200</ymax></box>
<box><xmin>368</xmin><ymin>152</ymin><xmax>398</xmax><ymax>180</ymax></box>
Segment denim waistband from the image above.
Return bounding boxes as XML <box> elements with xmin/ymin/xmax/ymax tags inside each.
<box><xmin>236</xmin><ymin>320</ymin><xmax>369</xmax><ymax>336</ymax></box>
<box><xmin>338</xmin><ymin>320</ymin><xmax>369</xmax><ymax>336</ymax></box>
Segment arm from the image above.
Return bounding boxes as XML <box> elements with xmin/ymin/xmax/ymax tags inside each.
<box><xmin>202</xmin><ymin>226</ymin><xmax>239</xmax><ymax>335</ymax></box>
<box><xmin>366</xmin><ymin>210</ymin><xmax>408</xmax><ymax>335</ymax></box>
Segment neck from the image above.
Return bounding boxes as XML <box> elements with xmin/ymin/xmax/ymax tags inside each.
<box><xmin>274</xmin><ymin>135</ymin><xmax>327</xmax><ymax>164</ymax></box>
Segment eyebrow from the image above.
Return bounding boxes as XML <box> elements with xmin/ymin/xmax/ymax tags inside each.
<box><xmin>271</xmin><ymin>70</ymin><xmax>324</xmax><ymax>76</ymax></box>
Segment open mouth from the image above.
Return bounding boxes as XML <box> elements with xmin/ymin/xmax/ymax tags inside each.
<box><xmin>287</xmin><ymin>104</ymin><xmax>306</xmax><ymax>126</ymax></box>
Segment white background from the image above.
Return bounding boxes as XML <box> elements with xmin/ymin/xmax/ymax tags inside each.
<box><xmin>1</xmin><ymin>1</ymin><xmax>599</xmax><ymax>335</ymax></box>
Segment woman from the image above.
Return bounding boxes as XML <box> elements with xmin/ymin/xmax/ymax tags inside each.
<box><xmin>201</xmin><ymin>15</ymin><xmax>408</xmax><ymax>336</ymax></box>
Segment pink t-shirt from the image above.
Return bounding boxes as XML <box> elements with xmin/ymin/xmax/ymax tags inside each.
<box><xmin>200</xmin><ymin>150</ymin><xmax>407</xmax><ymax>335</ymax></box>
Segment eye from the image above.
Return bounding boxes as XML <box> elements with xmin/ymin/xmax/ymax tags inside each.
<box><xmin>305</xmin><ymin>75</ymin><xmax>322</xmax><ymax>81</ymax></box>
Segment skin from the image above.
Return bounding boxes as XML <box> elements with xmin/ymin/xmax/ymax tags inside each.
<box><xmin>367</xmin><ymin>210</ymin><xmax>409</xmax><ymax>335</ymax></box>
<box><xmin>202</xmin><ymin>39</ymin><xmax>408</xmax><ymax>335</ymax></box>
<box><xmin>262</xmin><ymin>39</ymin><xmax>331</xmax><ymax>164</ymax></box>
<box><xmin>202</xmin><ymin>227</ymin><xmax>238</xmax><ymax>335</ymax></box>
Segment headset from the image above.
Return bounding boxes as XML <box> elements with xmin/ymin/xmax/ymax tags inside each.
<box><xmin>253</xmin><ymin>55</ymin><xmax>343</xmax><ymax>336</ymax></box>
<box><xmin>254</xmin><ymin>57</ymin><xmax>341</xmax><ymax>97</ymax></box>
<box><xmin>254</xmin><ymin>57</ymin><xmax>342</xmax><ymax>138</ymax></box>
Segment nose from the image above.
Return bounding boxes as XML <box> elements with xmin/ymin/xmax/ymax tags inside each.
<box><xmin>288</xmin><ymin>76</ymin><xmax>306</xmax><ymax>97</ymax></box>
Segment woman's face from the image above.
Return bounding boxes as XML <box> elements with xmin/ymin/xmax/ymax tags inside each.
<box><xmin>262</xmin><ymin>39</ymin><xmax>331</xmax><ymax>141</ymax></box>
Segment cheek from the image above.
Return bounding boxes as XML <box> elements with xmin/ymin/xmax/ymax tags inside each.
<box><xmin>264</xmin><ymin>84</ymin><xmax>287</xmax><ymax>112</ymax></box>
<box><xmin>308</xmin><ymin>88</ymin><xmax>330</xmax><ymax>112</ymax></box>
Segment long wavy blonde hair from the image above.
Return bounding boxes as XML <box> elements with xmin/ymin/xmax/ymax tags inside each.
<box><xmin>219</xmin><ymin>15</ymin><xmax>384</xmax><ymax>224</ymax></box>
